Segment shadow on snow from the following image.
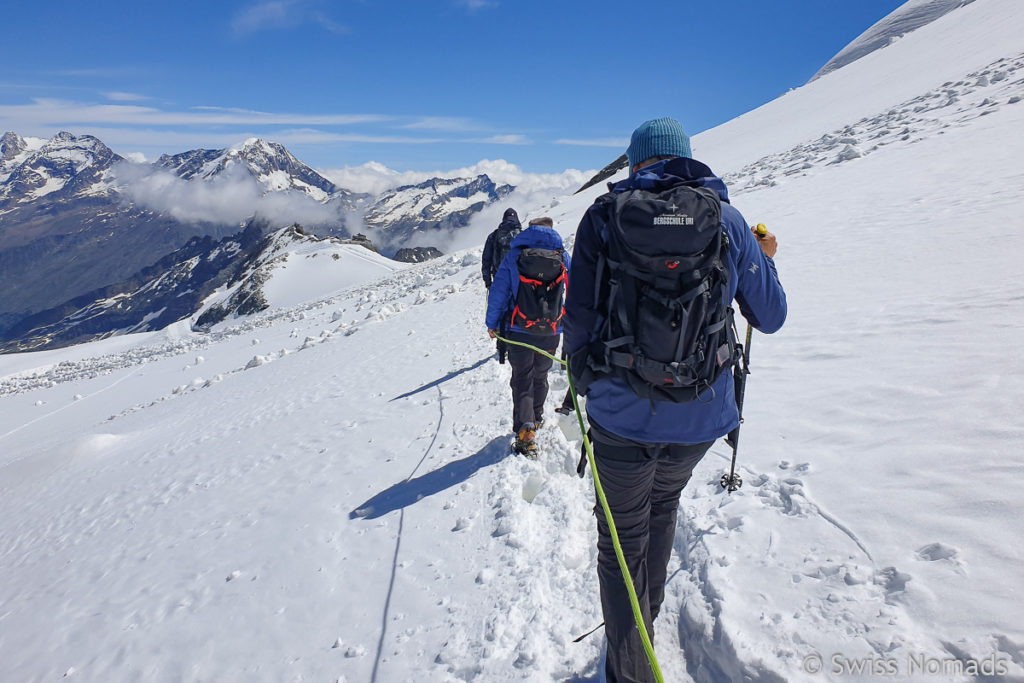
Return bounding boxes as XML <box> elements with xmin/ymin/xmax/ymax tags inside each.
<box><xmin>350</xmin><ymin>436</ymin><xmax>510</xmax><ymax>520</ymax></box>
<box><xmin>388</xmin><ymin>355</ymin><xmax>492</xmax><ymax>402</ymax></box>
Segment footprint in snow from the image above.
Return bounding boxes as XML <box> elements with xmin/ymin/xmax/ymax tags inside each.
<box><xmin>915</xmin><ymin>542</ymin><xmax>959</xmax><ymax>562</ymax></box>
<box><xmin>915</xmin><ymin>542</ymin><xmax>966</xmax><ymax>574</ymax></box>
<box><xmin>875</xmin><ymin>566</ymin><xmax>913</xmax><ymax>599</ymax></box>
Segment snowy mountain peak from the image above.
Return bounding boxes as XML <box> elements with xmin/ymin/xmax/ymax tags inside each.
<box><xmin>39</xmin><ymin>131</ymin><xmax>116</xmax><ymax>162</ymax></box>
<box><xmin>156</xmin><ymin>137</ymin><xmax>341</xmax><ymax>201</ymax></box>
<box><xmin>228</xmin><ymin>136</ymin><xmax>277</xmax><ymax>156</ymax></box>
<box><xmin>0</xmin><ymin>131</ymin><xmax>122</xmax><ymax>205</ymax></box>
<box><xmin>0</xmin><ymin>131</ymin><xmax>26</xmax><ymax>162</ymax></box>
<box><xmin>50</xmin><ymin>130</ymin><xmax>78</xmax><ymax>144</ymax></box>
<box><xmin>363</xmin><ymin>173</ymin><xmax>515</xmax><ymax>254</ymax></box>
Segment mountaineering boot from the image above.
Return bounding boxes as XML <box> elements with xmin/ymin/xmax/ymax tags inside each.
<box><xmin>513</xmin><ymin>422</ymin><xmax>537</xmax><ymax>458</ymax></box>
<box><xmin>555</xmin><ymin>388</ymin><xmax>574</xmax><ymax>416</ymax></box>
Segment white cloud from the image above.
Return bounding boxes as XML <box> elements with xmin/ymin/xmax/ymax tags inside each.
<box><xmin>317</xmin><ymin>161</ymin><xmax>411</xmax><ymax>195</ymax></box>
<box><xmin>555</xmin><ymin>137</ymin><xmax>629</xmax><ymax>148</ymax></box>
<box><xmin>104</xmin><ymin>92</ymin><xmax>150</xmax><ymax>102</ymax></box>
<box><xmin>436</xmin><ymin>178</ymin><xmax>588</xmax><ymax>256</ymax></box>
<box><xmin>231</xmin><ymin>0</ymin><xmax>348</xmax><ymax>37</ymax></box>
<box><xmin>122</xmin><ymin>152</ymin><xmax>147</xmax><ymax>163</ymax></box>
<box><xmin>311</xmin><ymin>11</ymin><xmax>349</xmax><ymax>35</ymax></box>
<box><xmin>275</xmin><ymin>129</ymin><xmax>448</xmax><ymax>145</ymax></box>
<box><xmin>319</xmin><ymin>158</ymin><xmax>592</xmax><ymax>197</ymax></box>
<box><xmin>457</xmin><ymin>0</ymin><xmax>498</xmax><ymax>11</ymax></box>
<box><xmin>112</xmin><ymin>161</ymin><xmax>340</xmax><ymax>227</ymax></box>
<box><xmin>231</xmin><ymin>1</ymin><xmax>302</xmax><ymax>35</ymax></box>
<box><xmin>272</xmin><ymin>127</ymin><xmax>530</xmax><ymax>146</ymax></box>
<box><xmin>318</xmin><ymin>158</ymin><xmax>594</xmax><ymax>255</ymax></box>
<box><xmin>340</xmin><ymin>158</ymin><xmax>594</xmax><ymax>255</ymax></box>
<box><xmin>0</xmin><ymin>98</ymin><xmax>393</xmax><ymax>132</ymax></box>
<box><xmin>402</xmin><ymin>117</ymin><xmax>480</xmax><ymax>132</ymax></box>
<box><xmin>0</xmin><ymin>98</ymin><xmax>535</xmax><ymax>160</ymax></box>
<box><xmin>478</xmin><ymin>134</ymin><xmax>530</xmax><ymax>145</ymax></box>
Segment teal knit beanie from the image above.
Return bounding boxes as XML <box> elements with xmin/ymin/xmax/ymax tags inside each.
<box><xmin>626</xmin><ymin>117</ymin><xmax>692</xmax><ymax>169</ymax></box>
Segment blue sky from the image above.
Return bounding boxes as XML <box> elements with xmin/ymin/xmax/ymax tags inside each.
<box><xmin>1</xmin><ymin>0</ymin><xmax>908</xmax><ymax>174</ymax></box>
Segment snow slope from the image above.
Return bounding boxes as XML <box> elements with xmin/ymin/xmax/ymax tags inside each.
<box><xmin>194</xmin><ymin>226</ymin><xmax>404</xmax><ymax>326</ymax></box>
<box><xmin>696</xmin><ymin>0</ymin><xmax>1024</xmax><ymax>174</ymax></box>
<box><xmin>809</xmin><ymin>0</ymin><xmax>980</xmax><ymax>82</ymax></box>
<box><xmin>2</xmin><ymin>0</ymin><xmax>1024</xmax><ymax>680</ymax></box>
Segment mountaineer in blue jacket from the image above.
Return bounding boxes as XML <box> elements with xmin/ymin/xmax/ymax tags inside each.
<box><xmin>563</xmin><ymin>118</ymin><xmax>786</xmax><ymax>683</ymax></box>
<box><xmin>486</xmin><ymin>217</ymin><xmax>570</xmax><ymax>456</ymax></box>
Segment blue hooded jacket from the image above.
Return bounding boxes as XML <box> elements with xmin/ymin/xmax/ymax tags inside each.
<box><xmin>563</xmin><ymin>157</ymin><xmax>787</xmax><ymax>444</ymax></box>
<box><xmin>486</xmin><ymin>224</ymin><xmax>571</xmax><ymax>336</ymax></box>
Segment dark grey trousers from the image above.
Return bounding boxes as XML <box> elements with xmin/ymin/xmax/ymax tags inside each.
<box><xmin>507</xmin><ymin>337</ymin><xmax>558</xmax><ymax>432</ymax></box>
<box><xmin>593</xmin><ymin>437</ymin><xmax>714</xmax><ymax>683</ymax></box>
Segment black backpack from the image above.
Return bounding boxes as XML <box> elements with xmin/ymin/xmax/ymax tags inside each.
<box><xmin>511</xmin><ymin>248</ymin><xmax>567</xmax><ymax>335</ymax></box>
<box><xmin>582</xmin><ymin>184</ymin><xmax>737</xmax><ymax>403</ymax></box>
<box><xmin>491</xmin><ymin>227</ymin><xmax>520</xmax><ymax>275</ymax></box>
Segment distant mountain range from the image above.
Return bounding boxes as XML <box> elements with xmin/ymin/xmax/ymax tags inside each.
<box><xmin>364</xmin><ymin>175</ymin><xmax>514</xmax><ymax>253</ymax></box>
<box><xmin>0</xmin><ymin>131</ymin><xmax>514</xmax><ymax>350</ymax></box>
<box><xmin>0</xmin><ymin>219</ymin><xmax>403</xmax><ymax>353</ymax></box>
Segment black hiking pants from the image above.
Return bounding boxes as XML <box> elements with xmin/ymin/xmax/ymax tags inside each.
<box><xmin>592</xmin><ymin>432</ymin><xmax>714</xmax><ymax>683</ymax></box>
<box><xmin>506</xmin><ymin>335</ymin><xmax>559</xmax><ymax>432</ymax></box>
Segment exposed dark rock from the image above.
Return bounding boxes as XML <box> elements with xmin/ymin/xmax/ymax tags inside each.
<box><xmin>575</xmin><ymin>154</ymin><xmax>628</xmax><ymax>194</ymax></box>
<box><xmin>339</xmin><ymin>233</ymin><xmax>380</xmax><ymax>253</ymax></box>
<box><xmin>393</xmin><ymin>246</ymin><xmax>443</xmax><ymax>263</ymax></box>
<box><xmin>0</xmin><ymin>222</ymin><xmax>269</xmax><ymax>352</ymax></box>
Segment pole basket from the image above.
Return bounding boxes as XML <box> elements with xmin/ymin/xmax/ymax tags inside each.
<box><xmin>720</xmin><ymin>472</ymin><xmax>743</xmax><ymax>492</ymax></box>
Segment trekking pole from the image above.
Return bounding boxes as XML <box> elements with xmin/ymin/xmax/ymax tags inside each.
<box><xmin>720</xmin><ymin>324</ymin><xmax>751</xmax><ymax>493</ymax></box>
<box><xmin>720</xmin><ymin>223</ymin><xmax>767</xmax><ymax>493</ymax></box>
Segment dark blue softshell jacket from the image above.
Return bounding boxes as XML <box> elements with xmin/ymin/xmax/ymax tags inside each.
<box><xmin>486</xmin><ymin>225</ymin><xmax>571</xmax><ymax>335</ymax></box>
<box><xmin>563</xmin><ymin>157</ymin><xmax>787</xmax><ymax>444</ymax></box>
<box><xmin>481</xmin><ymin>212</ymin><xmax>522</xmax><ymax>285</ymax></box>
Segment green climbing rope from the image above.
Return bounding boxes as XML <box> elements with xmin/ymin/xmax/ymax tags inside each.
<box><xmin>494</xmin><ymin>334</ymin><xmax>664</xmax><ymax>683</ymax></box>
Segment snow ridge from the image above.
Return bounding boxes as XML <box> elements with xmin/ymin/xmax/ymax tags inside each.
<box><xmin>810</xmin><ymin>0</ymin><xmax>979</xmax><ymax>82</ymax></box>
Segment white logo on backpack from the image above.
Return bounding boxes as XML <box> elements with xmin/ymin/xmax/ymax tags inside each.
<box><xmin>652</xmin><ymin>214</ymin><xmax>694</xmax><ymax>226</ymax></box>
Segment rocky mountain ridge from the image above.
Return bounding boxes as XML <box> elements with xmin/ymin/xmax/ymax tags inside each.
<box><xmin>0</xmin><ymin>222</ymin><xmax>398</xmax><ymax>353</ymax></box>
<box><xmin>363</xmin><ymin>174</ymin><xmax>514</xmax><ymax>252</ymax></box>
<box><xmin>0</xmin><ymin>131</ymin><xmax>512</xmax><ymax>347</ymax></box>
